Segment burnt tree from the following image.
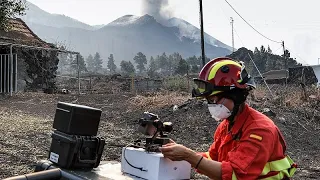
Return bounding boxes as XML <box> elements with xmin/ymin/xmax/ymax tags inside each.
<box><xmin>19</xmin><ymin>49</ymin><xmax>59</xmax><ymax>91</ymax></box>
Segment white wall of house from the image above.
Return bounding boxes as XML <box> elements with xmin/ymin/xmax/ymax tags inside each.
<box><xmin>311</xmin><ymin>65</ymin><xmax>320</xmax><ymax>87</ymax></box>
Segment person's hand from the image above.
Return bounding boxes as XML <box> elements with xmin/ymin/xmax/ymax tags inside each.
<box><xmin>159</xmin><ymin>142</ymin><xmax>195</xmax><ymax>161</ymax></box>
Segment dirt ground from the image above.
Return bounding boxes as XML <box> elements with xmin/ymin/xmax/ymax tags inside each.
<box><xmin>0</xmin><ymin>91</ymin><xmax>319</xmax><ymax>179</ymax></box>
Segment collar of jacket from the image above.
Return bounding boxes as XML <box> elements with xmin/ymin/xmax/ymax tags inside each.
<box><xmin>227</xmin><ymin>103</ymin><xmax>251</xmax><ymax>137</ymax></box>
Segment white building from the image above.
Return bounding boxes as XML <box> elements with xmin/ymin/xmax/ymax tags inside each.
<box><xmin>310</xmin><ymin>65</ymin><xmax>320</xmax><ymax>87</ymax></box>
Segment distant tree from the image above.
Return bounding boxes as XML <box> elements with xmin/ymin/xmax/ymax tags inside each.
<box><xmin>86</xmin><ymin>54</ymin><xmax>94</xmax><ymax>72</ymax></box>
<box><xmin>227</xmin><ymin>47</ymin><xmax>254</xmax><ymax>73</ymax></box>
<box><xmin>288</xmin><ymin>57</ymin><xmax>302</xmax><ymax>68</ymax></box>
<box><xmin>260</xmin><ymin>45</ymin><xmax>267</xmax><ymax>71</ymax></box>
<box><xmin>107</xmin><ymin>54</ymin><xmax>117</xmax><ymax>73</ymax></box>
<box><xmin>190</xmin><ymin>65</ymin><xmax>199</xmax><ymax>73</ymax></box>
<box><xmin>147</xmin><ymin>56</ymin><xmax>158</xmax><ymax>78</ymax></box>
<box><xmin>186</xmin><ymin>55</ymin><xmax>199</xmax><ymax>66</ymax></box>
<box><xmin>282</xmin><ymin>49</ymin><xmax>291</xmax><ymax>69</ymax></box>
<box><xmin>283</xmin><ymin>49</ymin><xmax>301</xmax><ymax>68</ymax></box>
<box><xmin>198</xmin><ymin>56</ymin><xmax>211</xmax><ymax>65</ymax></box>
<box><xmin>158</xmin><ymin>52</ymin><xmax>168</xmax><ymax>75</ymax></box>
<box><xmin>0</xmin><ymin>0</ymin><xmax>26</xmax><ymax>30</ymax></box>
<box><xmin>120</xmin><ymin>60</ymin><xmax>135</xmax><ymax>76</ymax></box>
<box><xmin>133</xmin><ymin>52</ymin><xmax>147</xmax><ymax>74</ymax></box>
<box><xmin>71</xmin><ymin>54</ymin><xmax>87</xmax><ymax>73</ymax></box>
<box><xmin>265</xmin><ymin>54</ymin><xmax>275</xmax><ymax>71</ymax></box>
<box><xmin>260</xmin><ymin>45</ymin><xmax>266</xmax><ymax>54</ymax></box>
<box><xmin>267</xmin><ymin>45</ymin><xmax>272</xmax><ymax>54</ymax></box>
<box><xmin>251</xmin><ymin>47</ymin><xmax>262</xmax><ymax>75</ymax></box>
<box><xmin>175</xmin><ymin>58</ymin><xmax>189</xmax><ymax>75</ymax></box>
<box><xmin>170</xmin><ymin>52</ymin><xmax>183</xmax><ymax>75</ymax></box>
<box><xmin>93</xmin><ymin>52</ymin><xmax>103</xmax><ymax>72</ymax></box>
<box><xmin>265</xmin><ymin>46</ymin><xmax>276</xmax><ymax>71</ymax></box>
<box><xmin>57</xmin><ymin>46</ymin><xmax>69</xmax><ymax>74</ymax></box>
<box><xmin>227</xmin><ymin>46</ymin><xmax>301</xmax><ymax>75</ymax></box>
<box><xmin>168</xmin><ymin>54</ymin><xmax>174</xmax><ymax>75</ymax></box>
<box><xmin>186</xmin><ymin>55</ymin><xmax>200</xmax><ymax>73</ymax></box>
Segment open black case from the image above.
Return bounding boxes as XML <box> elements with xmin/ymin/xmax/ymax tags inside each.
<box><xmin>48</xmin><ymin>102</ymin><xmax>105</xmax><ymax>169</ymax></box>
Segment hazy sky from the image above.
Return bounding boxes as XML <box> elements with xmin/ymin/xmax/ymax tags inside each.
<box><xmin>28</xmin><ymin>0</ymin><xmax>320</xmax><ymax>65</ymax></box>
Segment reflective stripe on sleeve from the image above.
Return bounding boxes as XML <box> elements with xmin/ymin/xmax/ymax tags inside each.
<box><xmin>205</xmin><ymin>152</ymin><xmax>212</xmax><ymax>160</ymax></box>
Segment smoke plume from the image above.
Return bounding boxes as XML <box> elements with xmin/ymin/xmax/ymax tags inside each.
<box><xmin>141</xmin><ymin>0</ymin><xmax>173</xmax><ymax>24</ymax></box>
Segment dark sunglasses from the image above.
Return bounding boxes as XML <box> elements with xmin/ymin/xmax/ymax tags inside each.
<box><xmin>192</xmin><ymin>64</ymin><xmax>254</xmax><ymax>98</ymax></box>
<box><xmin>192</xmin><ymin>79</ymin><xmax>233</xmax><ymax>98</ymax></box>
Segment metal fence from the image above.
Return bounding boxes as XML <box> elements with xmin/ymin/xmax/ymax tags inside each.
<box><xmin>0</xmin><ymin>54</ymin><xmax>17</xmax><ymax>94</ymax></box>
<box><xmin>54</xmin><ymin>75</ymin><xmax>193</xmax><ymax>94</ymax></box>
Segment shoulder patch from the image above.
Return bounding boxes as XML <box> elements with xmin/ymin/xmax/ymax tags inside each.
<box><xmin>249</xmin><ymin>134</ymin><xmax>263</xmax><ymax>141</ymax></box>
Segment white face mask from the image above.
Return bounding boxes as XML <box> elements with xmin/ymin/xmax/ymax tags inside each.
<box><xmin>207</xmin><ymin>100</ymin><xmax>232</xmax><ymax>121</ymax></box>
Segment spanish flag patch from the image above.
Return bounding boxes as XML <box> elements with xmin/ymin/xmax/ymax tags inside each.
<box><xmin>249</xmin><ymin>134</ymin><xmax>263</xmax><ymax>141</ymax></box>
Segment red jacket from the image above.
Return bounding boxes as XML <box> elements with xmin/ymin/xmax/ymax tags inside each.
<box><xmin>201</xmin><ymin>104</ymin><xmax>290</xmax><ymax>180</ymax></box>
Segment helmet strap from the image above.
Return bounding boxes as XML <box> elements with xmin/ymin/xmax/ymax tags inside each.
<box><xmin>227</xmin><ymin>103</ymin><xmax>242</xmax><ymax>129</ymax></box>
<box><xmin>220</xmin><ymin>89</ymin><xmax>249</xmax><ymax>127</ymax></box>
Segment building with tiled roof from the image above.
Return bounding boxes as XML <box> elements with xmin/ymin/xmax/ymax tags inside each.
<box><xmin>0</xmin><ymin>18</ymin><xmax>54</xmax><ymax>48</ymax></box>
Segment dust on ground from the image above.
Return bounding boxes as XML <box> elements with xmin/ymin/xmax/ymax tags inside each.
<box><xmin>0</xmin><ymin>91</ymin><xmax>319</xmax><ymax>179</ymax></box>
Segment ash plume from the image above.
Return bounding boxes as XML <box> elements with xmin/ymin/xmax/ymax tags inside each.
<box><xmin>141</xmin><ymin>0</ymin><xmax>173</xmax><ymax>24</ymax></box>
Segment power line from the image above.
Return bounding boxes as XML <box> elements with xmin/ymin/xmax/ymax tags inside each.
<box><xmin>218</xmin><ymin>0</ymin><xmax>307</xmax><ymax>67</ymax></box>
<box><xmin>274</xmin><ymin>44</ymin><xmax>284</xmax><ymax>54</ymax></box>
<box><xmin>233</xmin><ymin>28</ymin><xmax>245</xmax><ymax>48</ymax></box>
<box><xmin>217</xmin><ymin>0</ymin><xmax>278</xmax><ymax>53</ymax></box>
<box><xmin>216</xmin><ymin>0</ymin><xmax>274</xmax><ymax>97</ymax></box>
<box><xmin>284</xmin><ymin>46</ymin><xmax>309</xmax><ymax>65</ymax></box>
<box><xmin>233</xmin><ymin>28</ymin><xmax>274</xmax><ymax>98</ymax></box>
<box><xmin>219</xmin><ymin>1</ymin><xmax>278</xmax><ymax>54</ymax></box>
<box><xmin>223</xmin><ymin>0</ymin><xmax>282</xmax><ymax>44</ymax></box>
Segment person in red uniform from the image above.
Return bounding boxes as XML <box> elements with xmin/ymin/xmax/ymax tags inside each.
<box><xmin>160</xmin><ymin>57</ymin><xmax>296</xmax><ymax>180</ymax></box>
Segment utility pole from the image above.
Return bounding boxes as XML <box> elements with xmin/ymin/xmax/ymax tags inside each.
<box><xmin>77</xmin><ymin>54</ymin><xmax>80</xmax><ymax>95</ymax></box>
<box><xmin>230</xmin><ymin>17</ymin><xmax>235</xmax><ymax>52</ymax></box>
<box><xmin>199</xmin><ymin>0</ymin><xmax>206</xmax><ymax>68</ymax></box>
<box><xmin>282</xmin><ymin>41</ymin><xmax>287</xmax><ymax>69</ymax></box>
